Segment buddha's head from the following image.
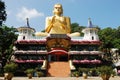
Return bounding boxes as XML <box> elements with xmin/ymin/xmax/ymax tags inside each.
<box><xmin>53</xmin><ymin>3</ymin><xmax>63</xmax><ymax>16</ymax></box>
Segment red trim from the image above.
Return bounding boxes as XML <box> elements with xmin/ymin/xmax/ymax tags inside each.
<box><xmin>71</xmin><ymin>40</ymin><xmax>101</xmax><ymax>45</ymax></box>
<box><xmin>14</xmin><ymin>59</ymin><xmax>43</xmax><ymax>63</ymax></box>
<box><xmin>73</xmin><ymin>59</ymin><xmax>101</xmax><ymax>64</ymax></box>
<box><xmin>16</xmin><ymin>40</ymin><xmax>46</xmax><ymax>44</ymax></box>
<box><xmin>48</xmin><ymin>48</ymin><xmax>68</xmax><ymax>55</ymax></box>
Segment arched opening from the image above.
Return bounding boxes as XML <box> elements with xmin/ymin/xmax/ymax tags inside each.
<box><xmin>48</xmin><ymin>49</ymin><xmax>69</xmax><ymax>61</ymax></box>
<box><xmin>23</xmin><ymin>36</ymin><xmax>25</xmax><ymax>40</ymax></box>
<box><xmin>92</xmin><ymin>36</ymin><xmax>94</xmax><ymax>40</ymax></box>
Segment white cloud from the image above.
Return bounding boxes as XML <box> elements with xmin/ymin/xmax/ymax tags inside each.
<box><xmin>16</xmin><ymin>7</ymin><xmax>44</xmax><ymax>21</ymax></box>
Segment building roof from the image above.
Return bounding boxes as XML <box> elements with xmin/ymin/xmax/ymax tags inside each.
<box><xmin>17</xmin><ymin>18</ymin><xmax>36</xmax><ymax>32</ymax></box>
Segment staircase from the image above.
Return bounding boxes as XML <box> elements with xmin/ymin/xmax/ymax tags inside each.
<box><xmin>47</xmin><ymin>62</ymin><xmax>70</xmax><ymax>77</ymax></box>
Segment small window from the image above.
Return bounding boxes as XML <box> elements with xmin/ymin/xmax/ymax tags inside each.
<box><xmin>92</xmin><ymin>36</ymin><xmax>94</xmax><ymax>40</ymax></box>
<box><xmin>23</xmin><ymin>36</ymin><xmax>25</xmax><ymax>40</ymax></box>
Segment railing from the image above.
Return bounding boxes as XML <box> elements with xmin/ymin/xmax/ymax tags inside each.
<box><xmin>69</xmin><ymin>51</ymin><xmax>102</xmax><ymax>55</ymax></box>
<box><xmin>14</xmin><ymin>50</ymin><xmax>47</xmax><ymax>54</ymax></box>
<box><xmin>72</xmin><ymin>59</ymin><xmax>101</xmax><ymax>64</ymax></box>
<box><xmin>14</xmin><ymin>59</ymin><xmax>44</xmax><ymax>63</ymax></box>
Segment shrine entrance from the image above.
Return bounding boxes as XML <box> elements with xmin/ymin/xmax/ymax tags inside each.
<box><xmin>49</xmin><ymin>54</ymin><xmax>68</xmax><ymax>61</ymax></box>
<box><xmin>46</xmin><ymin>34</ymin><xmax>71</xmax><ymax>62</ymax></box>
<box><xmin>48</xmin><ymin>50</ymin><xmax>69</xmax><ymax>62</ymax></box>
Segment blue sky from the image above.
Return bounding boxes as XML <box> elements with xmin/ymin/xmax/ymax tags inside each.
<box><xmin>2</xmin><ymin>0</ymin><xmax>120</xmax><ymax>32</ymax></box>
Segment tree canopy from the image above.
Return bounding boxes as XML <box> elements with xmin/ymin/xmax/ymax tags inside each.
<box><xmin>0</xmin><ymin>25</ymin><xmax>17</xmax><ymax>59</ymax></box>
<box><xmin>0</xmin><ymin>0</ymin><xmax>7</xmax><ymax>25</ymax></box>
<box><xmin>98</xmin><ymin>26</ymin><xmax>120</xmax><ymax>50</ymax></box>
<box><xmin>71</xmin><ymin>23</ymin><xmax>85</xmax><ymax>36</ymax></box>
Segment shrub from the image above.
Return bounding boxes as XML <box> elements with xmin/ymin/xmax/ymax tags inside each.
<box><xmin>4</xmin><ymin>62</ymin><xmax>18</xmax><ymax>73</ymax></box>
<box><xmin>36</xmin><ymin>71</ymin><xmax>44</xmax><ymax>77</ymax></box>
<box><xmin>25</xmin><ymin>69</ymin><xmax>34</xmax><ymax>74</ymax></box>
<box><xmin>97</xmin><ymin>66</ymin><xmax>113</xmax><ymax>75</ymax></box>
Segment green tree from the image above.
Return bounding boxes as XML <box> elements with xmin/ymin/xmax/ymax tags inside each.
<box><xmin>113</xmin><ymin>39</ymin><xmax>120</xmax><ymax>49</ymax></box>
<box><xmin>98</xmin><ymin>26</ymin><xmax>120</xmax><ymax>52</ymax></box>
<box><xmin>0</xmin><ymin>25</ymin><xmax>17</xmax><ymax>60</ymax></box>
<box><xmin>71</xmin><ymin>23</ymin><xmax>79</xmax><ymax>33</ymax></box>
<box><xmin>115</xmin><ymin>26</ymin><xmax>120</xmax><ymax>38</ymax></box>
<box><xmin>0</xmin><ymin>0</ymin><xmax>7</xmax><ymax>25</ymax></box>
<box><xmin>112</xmin><ymin>26</ymin><xmax>120</xmax><ymax>50</ymax></box>
<box><xmin>98</xmin><ymin>27</ymin><xmax>115</xmax><ymax>52</ymax></box>
<box><xmin>71</xmin><ymin>23</ymin><xmax>85</xmax><ymax>36</ymax></box>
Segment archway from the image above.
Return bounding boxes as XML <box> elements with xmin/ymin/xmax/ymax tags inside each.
<box><xmin>48</xmin><ymin>49</ymin><xmax>69</xmax><ymax>61</ymax></box>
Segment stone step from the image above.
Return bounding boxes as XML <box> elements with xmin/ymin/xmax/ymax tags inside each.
<box><xmin>47</xmin><ymin>62</ymin><xmax>70</xmax><ymax>77</ymax></box>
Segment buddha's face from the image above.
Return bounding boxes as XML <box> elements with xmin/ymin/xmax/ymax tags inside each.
<box><xmin>53</xmin><ymin>4</ymin><xmax>63</xmax><ymax>15</ymax></box>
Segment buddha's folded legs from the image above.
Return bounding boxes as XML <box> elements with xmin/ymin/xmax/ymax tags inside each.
<box><xmin>68</xmin><ymin>32</ymin><xmax>80</xmax><ymax>37</ymax></box>
<box><xmin>35</xmin><ymin>32</ymin><xmax>48</xmax><ymax>36</ymax></box>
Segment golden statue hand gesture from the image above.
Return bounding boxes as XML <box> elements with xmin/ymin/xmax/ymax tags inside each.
<box><xmin>45</xmin><ymin>16</ymin><xmax>56</xmax><ymax>33</ymax></box>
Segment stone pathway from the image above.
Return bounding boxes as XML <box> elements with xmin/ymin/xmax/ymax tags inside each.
<box><xmin>0</xmin><ymin>76</ymin><xmax>120</xmax><ymax>80</ymax></box>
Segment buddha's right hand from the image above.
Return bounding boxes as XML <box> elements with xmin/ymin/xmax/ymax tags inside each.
<box><xmin>45</xmin><ymin>16</ymin><xmax>56</xmax><ymax>33</ymax></box>
<box><xmin>51</xmin><ymin>16</ymin><xmax>56</xmax><ymax>23</ymax></box>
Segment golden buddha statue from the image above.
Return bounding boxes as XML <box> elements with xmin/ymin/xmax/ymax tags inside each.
<box><xmin>35</xmin><ymin>3</ymin><xmax>80</xmax><ymax>37</ymax></box>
